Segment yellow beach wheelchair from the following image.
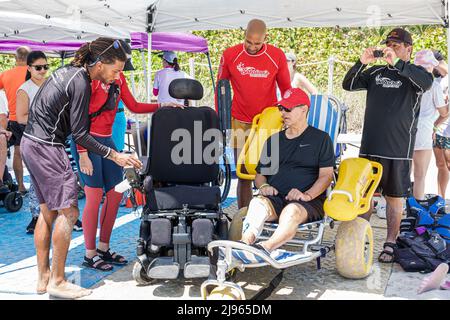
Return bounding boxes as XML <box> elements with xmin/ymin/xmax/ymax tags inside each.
<box><xmin>201</xmin><ymin>95</ymin><xmax>383</xmax><ymax>300</ymax></box>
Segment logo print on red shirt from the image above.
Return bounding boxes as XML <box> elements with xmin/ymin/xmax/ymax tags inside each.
<box><xmin>236</xmin><ymin>62</ymin><xmax>270</xmax><ymax>78</ymax></box>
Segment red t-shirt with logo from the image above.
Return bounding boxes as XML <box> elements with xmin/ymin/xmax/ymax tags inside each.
<box><xmin>217</xmin><ymin>43</ymin><xmax>291</xmax><ymax>123</ymax></box>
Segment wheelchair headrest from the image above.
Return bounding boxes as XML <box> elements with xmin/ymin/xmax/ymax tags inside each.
<box><xmin>169</xmin><ymin>78</ymin><xmax>204</xmax><ymax>100</ymax></box>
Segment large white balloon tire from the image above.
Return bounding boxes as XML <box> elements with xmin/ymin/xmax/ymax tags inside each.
<box><xmin>335</xmin><ymin>217</ymin><xmax>374</xmax><ymax>279</ymax></box>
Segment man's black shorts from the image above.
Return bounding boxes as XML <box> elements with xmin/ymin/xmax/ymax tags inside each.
<box><xmin>7</xmin><ymin>121</ymin><xmax>25</xmax><ymax>147</ymax></box>
<box><xmin>360</xmin><ymin>155</ymin><xmax>412</xmax><ymax>198</ymax></box>
<box><xmin>265</xmin><ymin>194</ymin><xmax>325</xmax><ymax>223</ymax></box>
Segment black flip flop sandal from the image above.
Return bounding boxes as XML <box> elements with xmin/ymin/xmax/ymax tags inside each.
<box><xmin>82</xmin><ymin>255</ymin><xmax>114</xmax><ymax>271</ymax></box>
<box><xmin>97</xmin><ymin>248</ymin><xmax>128</xmax><ymax>266</ymax></box>
<box><xmin>378</xmin><ymin>242</ymin><xmax>396</xmax><ymax>263</ymax></box>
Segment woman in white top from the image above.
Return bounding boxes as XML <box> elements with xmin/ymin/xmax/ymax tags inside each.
<box><xmin>16</xmin><ymin>51</ymin><xmax>48</xmax><ymax>234</ymax></box>
<box><xmin>413</xmin><ymin>50</ymin><xmax>449</xmax><ymax>200</ymax></box>
<box><xmin>153</xmin><ymin>51</ymin><xmax>189</xmax><ymax>105</ymax></box>
<box><xmin>431</xmin><ymin>50</ymin><xmax>450</xmax><ymax>198</ymax></box>
<box><xmin>285</xmin><ymin>52</ymin><xmax>318</xmax><ymax>95</ymax></box>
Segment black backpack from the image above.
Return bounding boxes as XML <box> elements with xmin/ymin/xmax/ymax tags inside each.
<box><xmin>394</xmin><ymin>230</ymin><xmax>450</xmax><ymax>273</ymax></box>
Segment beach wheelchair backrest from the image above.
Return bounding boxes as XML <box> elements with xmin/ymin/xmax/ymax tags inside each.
<box><xmin>237</xmin><ymin>94</ymin><xmax>343</xmax><ymax>180</ymax></box>
<box><xmin>308</xmin><ymin>94</ymin><xmax>342</xmax><ymax>153</ymax></box>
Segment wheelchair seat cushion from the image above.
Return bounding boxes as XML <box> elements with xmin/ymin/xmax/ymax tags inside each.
<box><xmin>148</xmin><ymin>185</ymin><xmax>221</xmax><ymax>211</ymax></box>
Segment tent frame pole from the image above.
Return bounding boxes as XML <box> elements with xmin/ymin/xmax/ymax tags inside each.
<box><xmin>130</xmin><ymin>69</ymin><xmax>142</xmax><ymax>158</ymax></box>
<box><xmin>327</xmin><ymin>55</ymin><xmax>335</xmax><ymax>95</ymax></box>
<box><xmin>146</xmin><ymin>33</ymin><xmax>152</xmax><ymax>158</ymax></box>
<box><xmin>206</xmin><ymin>52</ymin><xmax>216</xmax><ymax>93</ymax></box>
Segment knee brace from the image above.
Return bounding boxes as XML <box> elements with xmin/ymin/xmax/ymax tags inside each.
<box><xmin>241</xmin><ymin>197</ymin><xmax>272</xmax><ymax>239</ymax></box>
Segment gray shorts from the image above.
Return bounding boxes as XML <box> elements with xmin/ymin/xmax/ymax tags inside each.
<box><xmin>21</xmin><ymin>136</ymin><xmax>78</xmax><ymax>211</ymax></box>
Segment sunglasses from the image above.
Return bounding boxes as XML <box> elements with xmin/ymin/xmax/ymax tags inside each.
<box><xmin>30</xmin><ymin>64</ymin><xmax>49</xmax><ymax>71</ymax></box>
<box><xmin>278</xmin><ymin>105</ymin><xmax>306</xmax><ymax>112</ymax></box>
<box><xmin>89</xmin><ymin>39</ymin><xmax>127</xmax><ymax>66</ymax></box>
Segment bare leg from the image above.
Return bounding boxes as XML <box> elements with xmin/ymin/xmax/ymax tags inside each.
<box><xmin>445</xmin><ymin>149</ymin><xmax>450</xmax><ymax>173</ymax></box>
<box><xmin>234</xmin><ymin>148</ymin><xmax>253</xmax><ymax>209</ymax></box>
<box><xmin>34</xmin><ymin>203</ymin><xmax>57</xmax><ymax>294</ymax></box>
<box><xmin>412</xmin><ymin>150</ymin><xmax>432</xmax><ymax>200</ymax></box>
<box><xmin>13</xmin><ymin>145</ymin><xmax>25</xmax><ymax>192</ymax></box>
<box><xmin>237</xmin><ymin>179</ymin><xmax>253</xmax><ymax>209</ymax></box>
<box><xmin>46</xmin><ymin>205</ymin><xmax>92</xmax><ymax>299</ymax></box>
<box><xmin>260</xmin><ymin>203</ymin><xmax>308</xmax><ymax>251</ymax></box>
<box><xmin>360</xmin><ymin>199</ymin><xmax>374</xmax><ymax>222</ymax></box>
<box><xmin>434</xmin><ymin>147</ymin><xmax>449</xmax><ymax>198</ymax></box>
<box><xmin>378</xmin><ymin>196</ymin><xmax>404</xmax><ymax>262</ymax></box>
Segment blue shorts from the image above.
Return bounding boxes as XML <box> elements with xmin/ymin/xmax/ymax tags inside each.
<box><xmin>434</xmin><ymin>134</ymin><xmax>450</xmax><ymax>150</ymax></box>
<box><xmin>70</xmin><ymin>136</ymin><xmax>123</xmax><ymax>192</ymax></box>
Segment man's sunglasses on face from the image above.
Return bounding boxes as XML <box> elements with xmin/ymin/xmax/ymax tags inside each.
<box><xmin>278</xmin><ymin>104</ymin><xmax>306</xmax><ymax>112</ymax></box>
<box><xmin>30</xmin><ymin>64</ymin><xmax>50</xmax><ymax>71</ymax></box>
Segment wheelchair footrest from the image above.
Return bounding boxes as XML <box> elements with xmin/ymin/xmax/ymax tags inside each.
<box><xmin>211</xmin><ymin>240</ymin><xmax>319</xmax><ymax>268</ymax></box>
<box><xmin>183</xmin><ymin>255</ymin><xmax>210</xmax><ymax>279</ymax></box>
<box><xmin>147</xmin><ymin>257</ymin><xmax>180</xmax><ymax>279</ymax></box>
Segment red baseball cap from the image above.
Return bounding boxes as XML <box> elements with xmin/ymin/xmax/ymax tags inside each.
<box><xmin>278</xmin><ymin>88</ymin><xmax>310</xmax><ymax>109</ymax></box>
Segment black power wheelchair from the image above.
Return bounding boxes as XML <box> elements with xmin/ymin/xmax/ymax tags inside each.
<box><xmin>124</xmin><ymin>79</ymin><xmax>232</xmax><ymax>284</ymax></box>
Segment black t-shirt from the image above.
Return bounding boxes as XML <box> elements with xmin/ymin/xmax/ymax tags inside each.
<box><xmin>256</xmin><ymin>126</ymin><xmax>335</xmax><ymax>197</ymax></box>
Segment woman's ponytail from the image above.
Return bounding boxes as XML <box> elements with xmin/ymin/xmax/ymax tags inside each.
<box><xmin>172</xmin><ymin>58</ymin><xmax>180</xmax><ymax>72</ymax></box>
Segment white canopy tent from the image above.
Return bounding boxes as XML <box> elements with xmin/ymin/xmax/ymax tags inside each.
<box><xmin>1</xmin><ymin>0</ymin><xmax>448</xmax><ymax>95</ymax></box>
<box><xmin>0</xmin><ymin>1</ymin><xmax>446</xmax><ymax>32</ymax></box>
<box><xmin>0</xmin><ymin>0</ymin><xmax>448</xmax><ymax>86</ymax></box>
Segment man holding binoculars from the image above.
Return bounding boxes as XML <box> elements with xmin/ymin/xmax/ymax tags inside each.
<box><xmin>342</xmin><ymin>28</ymin><xmax>433</xmax><ymax>263</ymax></box>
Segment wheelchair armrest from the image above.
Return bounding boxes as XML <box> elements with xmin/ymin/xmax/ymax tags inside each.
<box><xmin>143</xmin><ymin>175</ymin><xmax>154</xmax><ymax>194</ymax></box>
<box><xmin>138</xmin><ymin>156</ymin><xmax>149</xmax><ymax>176</ymax></box>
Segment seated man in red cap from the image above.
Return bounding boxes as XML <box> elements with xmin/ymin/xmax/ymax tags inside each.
<box><xmin>238</xmin><ymin>88</ymin><xmax>335</xmax><ymax>255</ymax></box>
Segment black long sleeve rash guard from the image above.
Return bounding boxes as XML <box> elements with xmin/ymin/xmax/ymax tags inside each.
<box><xmin>342</xmin><ymin>59</ymin><xmax>433</xmax><ymax>160</ymax></box>
<box><xmin>24</xmin><ymin>65</ymin><xmax>111</xmax><ymax>158</ymax></box>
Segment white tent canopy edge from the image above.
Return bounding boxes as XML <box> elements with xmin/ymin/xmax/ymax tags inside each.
<box><xmin>0</xmin><ymin>0</ymin><xmax>448</xmax><ymax>157</ymax></box>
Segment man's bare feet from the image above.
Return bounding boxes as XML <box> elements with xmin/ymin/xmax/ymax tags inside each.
<box><xmin>36</xmin><ymin>271</ymin><xmax>50</xmax><ymax>294</ymax></box>
<box><xmin>47</xmin><ymin>280</ymin><xmax>92</xmax><ymax>299</ymax></box>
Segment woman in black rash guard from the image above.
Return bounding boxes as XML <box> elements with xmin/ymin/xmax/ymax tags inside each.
<box><xmin>342</xmin><ymin>28</ymin><xmax>433</xmax><ymax>263</ymax></box>
<box><xmin>21</xmin><ymin>37</ymin><xmax>142</xmax><ymax>299</ymax></box>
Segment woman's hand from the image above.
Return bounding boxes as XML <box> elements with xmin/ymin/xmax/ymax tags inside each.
<box><xmin>79</xmin><ymin>152</ymin><xmax>94</xmax><ymax>176</ymax></box>
<box><xmin>160</xmin><ymin>102</ymin><xmax>185</xmax><ymax>109</ymax></box>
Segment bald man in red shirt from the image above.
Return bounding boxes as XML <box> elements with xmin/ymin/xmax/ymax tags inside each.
<box><xmin>217</xmin><ymin>19</ymin><xmax>291</xmax><ymax>208</ymax></box>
